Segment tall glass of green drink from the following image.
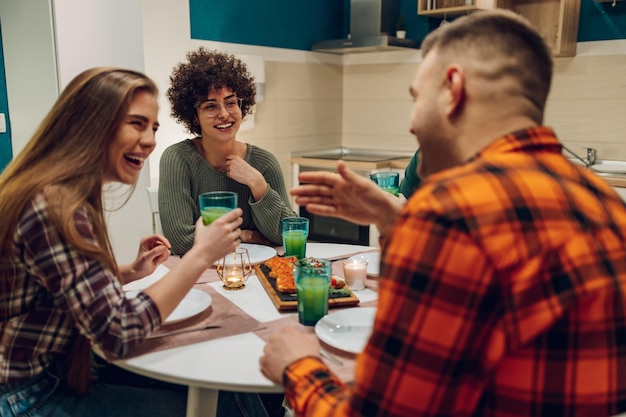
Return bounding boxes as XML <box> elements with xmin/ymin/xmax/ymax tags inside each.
<box><xmin>199</xmin><ymin>191</ymin><xmax>238</xmax><ymax>225</ymax></box>
<box><xmin>369</xmin><ymin>171</ymin><xmax>400</xmax><ymax>196</ymax></box>
<box><xmin>295</xmin><ymin>258</ymin><xmax>331</xmax><ymax>326</ymax></box>
<box><xmin>281</xmin><ymin>217</ymin><xmax>309</xmax><ymax>259</ymax></box>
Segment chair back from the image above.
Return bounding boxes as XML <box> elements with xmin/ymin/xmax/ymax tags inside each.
<box><xmin>146</xmin><ymin>187</ymin><xmax>162</xmax><ymax>234</ymax></box>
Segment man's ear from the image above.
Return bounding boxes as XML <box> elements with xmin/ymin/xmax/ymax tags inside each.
<box><xmin>444</xmin><ymin>65</ymin><xmax>465</xmax><ymax>117</ymax></box>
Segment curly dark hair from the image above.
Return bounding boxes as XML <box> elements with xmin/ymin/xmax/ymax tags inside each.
<box><xmin>167</xmin><ymin>47</ymin><xmax>257</xmax><ymax>136</ymax></box>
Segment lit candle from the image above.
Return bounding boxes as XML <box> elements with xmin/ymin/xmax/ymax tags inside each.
<box><xmin>226</xmin><ymin>275</ymin><xmax>242</xmax><ymax>284</ymax></box>
<box><xmin>223</xmin><ymin>274</ymin><xmax>244</xmax><ymax>290</ymax></box>
<box><xmin>342</xmin><ymin>260</ymin><xmax>367</xmax><ymax>291</ymax></box>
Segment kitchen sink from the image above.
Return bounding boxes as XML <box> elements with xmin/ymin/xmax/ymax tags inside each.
<box><xmin>590</xmin><ymin>160</ymin><xmax>626</xmax><ymax>175</ymax></box>
<box><xmin>569</xmin><ymin>158</ymin><xmax>626</xmax><ymax>175</ymax></box>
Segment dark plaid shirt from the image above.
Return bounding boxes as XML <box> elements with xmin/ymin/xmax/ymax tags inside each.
<box><xmin>284</xmin><ymin>127</ymin><xmax>626</xmax><ymax>417</ymax></box>
<box><xmin>0</xmin><ymin>192</ymin><xmax>161</xmax><ymax>382</ymax></box>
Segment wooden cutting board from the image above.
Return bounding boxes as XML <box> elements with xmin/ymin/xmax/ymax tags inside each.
<box><xmin>254</xmin><ymin>264</ymin><xmax>360</xmax><ymax>312</ymax></box>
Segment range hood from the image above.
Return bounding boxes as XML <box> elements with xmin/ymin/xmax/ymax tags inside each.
<box><xmin>312</xmin><ymin>0</ymin><xmax>420</xmax><ymax>54</ymax></box>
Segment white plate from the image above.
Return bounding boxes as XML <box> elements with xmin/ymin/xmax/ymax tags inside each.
<box><xmin>315</xmin><ymin>307</ymin><xmax>376</xmax><ymax>354</ymax></box>
<box><xmin>305</xmin><ymin>243</ymin><xmax>377</xmax><ymax>261</ymax></box>
<box><xmin>214</xmin><ymin>243</ymin><xmax>277</xmax><ymax>266</ymax></box>
<box><xmin>126</xmin><ymin>288</ymin><xmax>212</xmax><ymax>324</ymax></box>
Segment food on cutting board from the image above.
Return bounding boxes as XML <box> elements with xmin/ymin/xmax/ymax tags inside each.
<box><xmin>263</xmin><ymin>256</ymin><xmax>349</xmax><ymax>294</ymax></box>
<box><xmin>330</xmin><ymin>276</ymin><xmax>351</xmax><ymax>297</ymax></box>
<box><xmin>265</xmin><ymin>255</ymin><xmax>297</xmax><ymax>293</ymax></box>
<box><xmin>331</xmin><ymin>275</ymin><xmax>346</xmax><ymax>289</ymax></box>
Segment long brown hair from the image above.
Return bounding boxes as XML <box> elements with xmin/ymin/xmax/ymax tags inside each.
<box><xmin>0</xmin><ymin>67</ymin><xmax>159</xmax><ymax>394</ymax></box>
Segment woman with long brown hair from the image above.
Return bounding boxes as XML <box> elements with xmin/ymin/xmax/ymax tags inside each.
<box><xmin>0</xmin><ymin>67</ymin><xmax>269</xmax><ymax>416</ymax></box>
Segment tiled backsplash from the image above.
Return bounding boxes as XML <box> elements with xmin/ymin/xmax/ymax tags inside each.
<box><xmin>143</xmin><ymin>1</ymin><xmax>625</xmax><ymax>192</ymax></box>
<box><xmin>238</xmin><ymin>47</ymin><xmax>626</xmax><ymax>190</ymax></box>
<box><xmin>547</xmin><ymin>53</ymin><xmax>626</xmax><ymax>162</ymax></box>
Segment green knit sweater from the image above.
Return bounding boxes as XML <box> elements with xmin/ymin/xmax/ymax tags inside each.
<box><xmin>399</xmin><ymin>150</ymin><xmax>422</xmax><ymax>199</ymax></box>
<box><xmin>158</xmin><ymin>139</ymin><xmax>296</xmax><ymax>255</ymax></box>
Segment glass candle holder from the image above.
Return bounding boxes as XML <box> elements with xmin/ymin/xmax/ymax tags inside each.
<box><xmin>216</xmin><ymin>247</ymin><xmax>252</xmax><ymax>290</ymax></box>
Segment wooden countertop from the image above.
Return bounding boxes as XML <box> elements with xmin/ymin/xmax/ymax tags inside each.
<box><xmin>292</xmin><ymin>156</ymin><xmax>626</xmax><ymax>188</ymax></box>
<box><xmin>291</xmin><ymin>157</ymin><xmax>411</xmax><ymax>171</ymax></box>
<box><xmin>602</xmin><ymin>175</ymin><xmax>626</xmax><ymax>188</ymax></box>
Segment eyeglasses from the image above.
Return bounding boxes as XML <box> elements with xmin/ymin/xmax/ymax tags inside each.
<box><xmin>195</xmin><ymin>97</ymin><xmax>243</xmax><ymax>117</ymax></box>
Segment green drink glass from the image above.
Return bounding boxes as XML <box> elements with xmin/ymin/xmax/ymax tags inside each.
<box><xmin>295</xmin><ymin>258</ymin><xmax>331</xmax><ymax>326</ymax></box>
<box><xmin>199</xmin><ymin>191</ymin><xmax>238</xmax><ymax>225</ymax></box>
<box><xmin>281</xmin><ymin>217</ymin><xmax>309</xmax><ymax>259</ymax></box>
<box><xmin>370</xmin><ymin>171</ymin><xmax>400</xmax><ymax>196</ymax></box>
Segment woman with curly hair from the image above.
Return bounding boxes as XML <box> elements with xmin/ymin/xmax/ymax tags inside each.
<box><xmin>159</xmin><ymin>47</ymin><xmax>296</xmax><ymax>256</ymax></box>
<box><xmin>0</xmin><ymin>67</ymin><xmax>275</xmax><ymax>416</ymax></box>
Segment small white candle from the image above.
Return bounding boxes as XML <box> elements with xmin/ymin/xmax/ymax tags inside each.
<box><xmin>343</xmin><ymin>260</ymin><xmax>367</xmax><ymax>291</ymax></box>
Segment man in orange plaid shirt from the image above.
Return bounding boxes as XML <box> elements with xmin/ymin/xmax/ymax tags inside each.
<box><xmin>260</xmin><ymin>9</ymin><xmax>626</xmax><ymax>417</ymax></box>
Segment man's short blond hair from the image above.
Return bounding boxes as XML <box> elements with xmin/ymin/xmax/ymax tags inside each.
<box><xmin>421</xmin><ymin>9</ymin><xmax>553</xmax><ymax>113</ymax></box>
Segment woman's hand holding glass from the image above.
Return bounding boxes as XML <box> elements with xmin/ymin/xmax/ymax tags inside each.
<box><xmin>192</xmin><ymin>208</ymin><xmax>243</xmax><ymax>268</ymax></box>
<box><xmin>199</xmin><ymin>191</ymin><xmax>238</xmax><ymax>225</ymax></box>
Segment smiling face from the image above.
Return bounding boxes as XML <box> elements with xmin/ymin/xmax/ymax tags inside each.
<box><xmin>196</xmin><ymin>87</ymin><xmax>242</xmax><ymax>143</ymax></box>
<box><xmin>104</xmin><ymin>89</ymin><xmax>159</xmax><ymax>184</ymax></box>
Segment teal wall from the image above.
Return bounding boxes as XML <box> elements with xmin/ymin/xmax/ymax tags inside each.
<box><xmin>189</xmin><ymin>0</ymin><xmax>347</xmax><ymax>50</ymax></box>
<box><xmin>0</xmin><ymin>1</ymin><xmax>623</xmax><ymax>174</ymax></box>
<box><xmin>189</xmin><ymin>0</ymin><xmax>436</xmax><ymax>49</ymax></box>
<box><xmin>190</xmin><ymin>0</ymin><xmax>626</xmax><ymax>49</ymax></box>
<box><xmin>0</xmin><ymin>22</ymin><xmax>12</xmax><ymax>172</ymax></box>
<box><xmin>578</xmin><ymin>0</ymin><xmax>626</xmax><ymax>41</ymax></box>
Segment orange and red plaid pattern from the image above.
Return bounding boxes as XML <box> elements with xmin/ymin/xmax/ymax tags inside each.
<box><xmin>284</xmin><ymin>127</ymin><xmax>626</xmax><ymax>417</ymax></box>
